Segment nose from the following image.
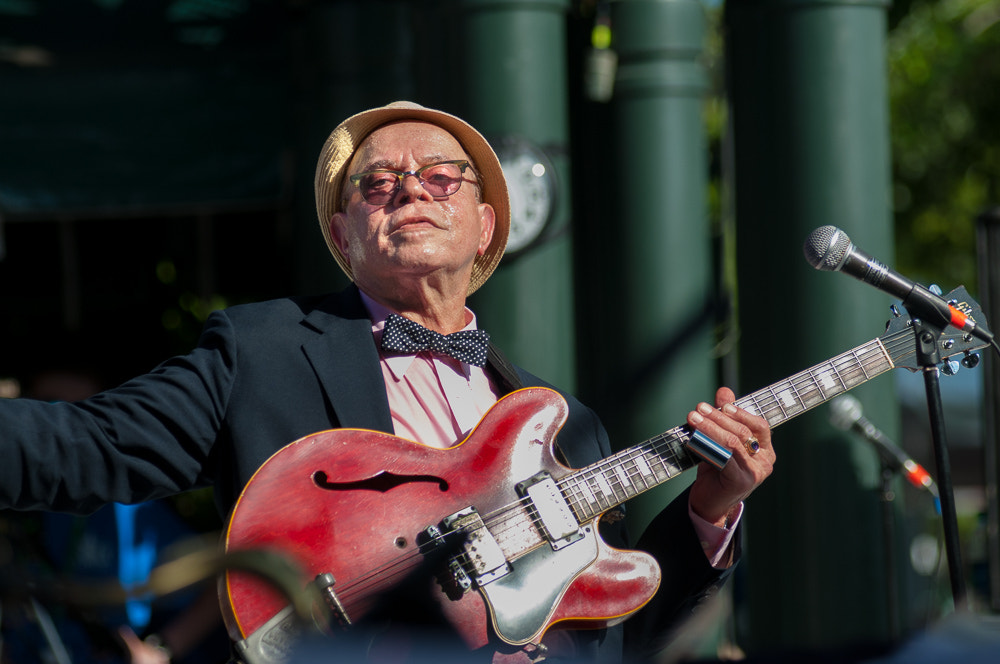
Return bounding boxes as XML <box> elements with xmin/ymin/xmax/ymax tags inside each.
<box><xmin>393</xmin><ymin>172</ymin><xmax>433</xmax><ymax>206</ymax></box>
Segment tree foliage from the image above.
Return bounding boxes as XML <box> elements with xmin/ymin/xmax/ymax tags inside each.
<box><xmin>888</xmin><ymin>0</ymin><xmax>1000</xmax><ymax>292</ymax></box>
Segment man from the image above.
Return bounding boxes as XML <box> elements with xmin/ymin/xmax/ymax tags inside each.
<box><xmin>1</xmin><ymin>102</ymin><xmax>774</xmax><ymax>663</ymax></box>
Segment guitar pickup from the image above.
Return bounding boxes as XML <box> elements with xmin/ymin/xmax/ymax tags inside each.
<box><xmin>516</xmin><ymin>473</ymin><xmax>583</xmax><ymax>551</ymax></box>
<box><xmin>439</xmin><ymin>507</ymin><xmax>510</xmax><ymax>586</ymax></box>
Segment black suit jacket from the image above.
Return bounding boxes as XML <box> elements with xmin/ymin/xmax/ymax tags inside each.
<box><xmin>1</xmin><ymin>286</ymin><xmax>733</xmax><ymax>662</ymax></box>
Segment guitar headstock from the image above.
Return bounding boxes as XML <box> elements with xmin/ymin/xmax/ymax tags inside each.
<box><xmin>882</xmin><ymin>285</ymin><xmax>991</xmax><ymax>371</ymax></box>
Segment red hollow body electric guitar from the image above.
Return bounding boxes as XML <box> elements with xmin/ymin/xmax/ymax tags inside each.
<box><xmin>222</xmin><ymin>287</ymin><xmax>988</xmax><ymax>661</ymax></box>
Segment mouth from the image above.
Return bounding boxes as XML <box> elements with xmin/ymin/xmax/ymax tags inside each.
<box><xmin>389</xmin><ymin>215</ymin><xmax>441</xmax><ymax>234</ymax></box>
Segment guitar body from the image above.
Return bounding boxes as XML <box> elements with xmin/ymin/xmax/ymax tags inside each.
<box><xmin>223</xmin><ymin>388</ymin><xmax>661</xmax><ymax>651</ymax></box>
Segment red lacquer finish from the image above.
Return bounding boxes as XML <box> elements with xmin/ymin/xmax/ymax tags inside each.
<box><xmin>222</xmin><ymin>387</ymin><xmax>660</xmax><ymax>649</ymax></box>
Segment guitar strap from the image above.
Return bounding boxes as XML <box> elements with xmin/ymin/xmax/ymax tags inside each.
<box><xmin>488</xmin><ymin>342</ymin><xmax>626</xmax><ymax>530</ymax></box>
<box><xmin>485</xmin><ymin>343</ymin><xmax>524</xmax><ymax>395</ymax></box>
<box><xmin>485</xmin><ymin>343</ymin><xmax>573</xmax><ymax>471</ymax></box>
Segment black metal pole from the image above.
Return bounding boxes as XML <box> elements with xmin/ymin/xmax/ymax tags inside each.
<box><xmin>914</xmin><ymin>319</ymin><xmax>969</xmax><ymax>610</ymax></box>
<box><xmin>976</xmin><ymin>207</ymin><xmax>1000</xmax><ymax>612</ymax></box>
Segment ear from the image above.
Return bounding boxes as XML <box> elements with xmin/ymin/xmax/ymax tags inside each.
<box><xmin>476</xmin><ymin>203</ymin><xmax>496</xmax><ymax>256</ymax></box>
<box><xmin>328</xmin><ymin>212</ymin><xmax>351</xmax><ymax>264</ymax></box>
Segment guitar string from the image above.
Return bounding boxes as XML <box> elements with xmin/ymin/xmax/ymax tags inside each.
<box><xmin>328</xmin><ymin>495</ymin><xmax>544</xmax><ymax>612</ymax></box>
<box><xmin>747</xmin><ymin>335</ymin><xmax>899</xmax><ymax>427</ymax></box>
<box><xmin>330</xmin><ymin>528</ymin><xmax>490</xmax><ymax>611</ymax></box>
<box><xmin>733</xmin><ymin>336</ymin><xmax>898</xmax><ymax>426</ymax></box>
<box><xmin>736</xmin><ymin>338</ymin><xmax>889</xmax><ymax>424</ymax></box>
<box><xmin>559</xmin><ymin>328</ymin><xmax>921</xmax><ymax>520</ymax></box>
<box><xmin>565</xmin><ymin>338</ymin><xmax>892</xmax><ymax>515</ymax></box>
<box><xmin>475</xmin><ymin>329</ymin><xmax>919</xmax><ymax>538</ymax></box>
<box><xmin>331</xmin><ymin>330</ymin><xmax>921</xmax><ymax>614</ymax></box>
<box><xmin>330</xmin><ymin>500</ymin><xmax>568</xmax><ymax>623</ymax></box>
<box><xmin>324</xmin><ymin>326</ymin><xmax>936</xmax><ymax>616</ymax></box>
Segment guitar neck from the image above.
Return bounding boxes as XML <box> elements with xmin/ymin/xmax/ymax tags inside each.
<box><xmin>561</xmin><ymin>334</ymin><xmax>898</xmax><ymax>523</ymax></box>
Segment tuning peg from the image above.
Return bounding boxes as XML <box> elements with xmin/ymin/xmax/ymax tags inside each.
<box><xmin>929</xmin><ymin>284</ymin><xmax>944</xmax><ymax>296</ymax></box>
<box><xmin>890</xmin><ymin>304</ymin><xmax>902</xmax><ymax>318</ymax></box>
<box><xmin>941</xmin><ymin>360</ymin><xmax>960</xmax><ymax>376</ymax></box>
<box><xmin>962</xmin><ymin>352</ymin><xmax>981</xmax><ymax>369</ymax></box>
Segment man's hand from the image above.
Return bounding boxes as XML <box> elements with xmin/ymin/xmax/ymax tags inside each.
<box><xmin>686</xmin><ymin>387</ymin><xmax>775</xmax><ymax>527</ymax></box>
<box><xmin>118</xmin><ymin>626</ymin><xmax>171</xmax><ymax>664</ymax></box>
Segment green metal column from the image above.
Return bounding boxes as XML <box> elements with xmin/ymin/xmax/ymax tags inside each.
<box><xmin>725</xmin><ymin>0</ymin><xmax>900</xmax><ymax>652</ymax></box>
<box><xmin>291</xmin><ymin>1</ymin><xmax>417</xmax><ymax>295</ymax></box>
<box><xmin>601</xmin><ymin>0</ymin><xmax>716</xmax><ymax>535</ymax></box>
<box><xmin>455</xmin><ymin>0</ymin><xmax>576</xmax><ymax>391</ymax></box>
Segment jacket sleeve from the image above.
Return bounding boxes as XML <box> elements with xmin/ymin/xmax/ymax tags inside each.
<box><xmin>0</xmin><ymin>310</ymin><xmax>239</xmax><ymax>513</ymax></box>
<box><xmin>623</xmin><ymin>487</ymin><xmax>739</xmax><ymax>660</ymax></box>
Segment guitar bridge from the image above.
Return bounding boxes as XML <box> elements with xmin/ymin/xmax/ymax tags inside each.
<box><xmin>429</xmin><ymin>507</ymin><xmax>510</xmax><ymax>587</ymax></box>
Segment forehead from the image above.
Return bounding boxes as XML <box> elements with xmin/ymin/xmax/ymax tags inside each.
<box><xmin>351</xmin><ymin>121</ymin><xmax>468</xmax><ymax>169</ymax></box>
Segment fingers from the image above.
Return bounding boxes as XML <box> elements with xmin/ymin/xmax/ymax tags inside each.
<box><xmin>687</xmin><ymin>390</ymin><xmax>773</xmax><ymax>463</ymax></box>
<box><xmin>687</xmin><ymin>388</ymin><xmax>776</xmax><ymax>526</ymax></box>
<box><xmin>118</xmin><ymin>626</ymin><xmax>171</xmax><ymax>664</ymax></box>
<box><xmin>687</xmin><ymin>402</ymin><xmax>752</xmax><ymax>453</ymax></box>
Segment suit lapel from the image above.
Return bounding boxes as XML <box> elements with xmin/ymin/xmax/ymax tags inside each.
<box><xmin>298</xmin><ymin>287</ymin><xmax>526</xmax><ymax>434</ymax></box>
<box><xmin>300</xmin><ymin>287</ymin><xmax>394</xmax><ymax>434</ymax></box>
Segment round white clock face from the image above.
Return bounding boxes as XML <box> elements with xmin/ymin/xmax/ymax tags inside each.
<box><xmin>497</xmin><ymin>139</ymin><xmax>556</xmax><ymax>255</ymax></box>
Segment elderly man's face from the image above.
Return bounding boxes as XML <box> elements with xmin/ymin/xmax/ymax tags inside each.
<box><xmin>328</xmin><ymin>121</ymin><xmax>495</xmax><ymax>296</ymax></box>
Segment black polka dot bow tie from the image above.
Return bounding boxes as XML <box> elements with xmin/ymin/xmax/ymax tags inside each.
<box><xmin>380</xmin><ymin>313</ymin><xmax>491</xmax><ymax>367</ymax></box>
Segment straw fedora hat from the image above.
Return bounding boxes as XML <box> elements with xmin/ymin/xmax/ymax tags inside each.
<box><xmin>314</xmin><ymin>101</ymin><xmax>510</xmax><ymax>295</ymax></box>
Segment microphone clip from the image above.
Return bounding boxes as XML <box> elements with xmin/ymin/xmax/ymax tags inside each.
<box><xmin>910</xmin><ymin>316</ymin><xmax>945</xmax><ymax>369</ymax></box>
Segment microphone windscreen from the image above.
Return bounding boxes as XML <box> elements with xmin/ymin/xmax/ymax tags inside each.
<box><xmin>804</xmin><ymin>225</ymin><xmax>852</xmax><ymax>271</ymax></box>
<box><xmin>829</xmin><ymin>394</ymin><xmax>863</xmax><ymax>431</ymax></box>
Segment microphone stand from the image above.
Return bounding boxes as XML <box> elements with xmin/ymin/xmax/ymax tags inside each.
<box><xmin>876</xmin><ymin>458</ymin><xmax>901</xmax><ymax>638</ymax></box>
<box><xmin>912</xmin><ymin>317</ymin><xmax>969</xmax><ymax>611</ymax></box>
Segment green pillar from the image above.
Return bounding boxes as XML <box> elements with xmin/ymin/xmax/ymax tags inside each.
<box><xmin>291</xmin><ymin>1</ymin><xmax>418</xmax><ymax>295</ymax></box>
<box><xmin>596</xmin><ymin>0</ymin><xmax>716</xmax><ymax>535</ymax></box>
<box><xmin>725</xmin><ymin>0</ymin><xmax>901</xmax><ymax>651</ymax></box>
<box><xmin>455</xmin><ymin>0</ymin><xmax>576</xmax><ymax>392</ymax></box>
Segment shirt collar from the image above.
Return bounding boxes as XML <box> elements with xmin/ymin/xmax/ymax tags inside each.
<box><xmin>359</xmin><ymin>290</ymin><xmax>481</xmax><ymax>379</ymax></box>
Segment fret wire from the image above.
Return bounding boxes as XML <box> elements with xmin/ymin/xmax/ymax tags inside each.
<box><xmin>860</xmin><ymin>340</ymin><xmax>885</xmax><ymax>367</ymax></box>
<box><xmin>587</xmin><ymin>472</ymin><xmax>614</xmax><ymax>511</ymax></box>
<box><xmin>851</xmin><ymin>347</ymin><xmax>872</xmax><ymax>380</ymax></box>
<box><xmin>582</xmin><ymin>472</ymin><xmax>604</xmax><ymax>511</ymax></box>
<box><xmin>779</xmin><ymin>378</ymin><xmax>805</xmax><ymax>414</ymax></box>
<box><xmin>564</xmin><ymin>475</ymin><xmax>586</xmax><ymax>521</ymax></box>
<box><xmin>829</xmin><ymin>357</ymin><xmax>855</xmax><ymax>390</ymax></box>
<box><xmin>770</xmin><ymin>384</ymin><xmax>789</xmax><ymax>419</ymax></box>
<box><xmin>841</xmin><ymin>352</ymin><xmax>868</xmax><ymax>386</ymax></box>
<box><xmin>797</xmin><ymin>369</ymin><xmax>829</xmax><ymax>408</ymax></box>
<box><xmin>639</xmin><ymin>442</ymin><xmax>671</xmax><ymax>484</ymax></box>
<box><xmin>809</xmin><ymin>363</ymin><xmax>835</xmax><ymax>400</ymax></box>
<box><xmin>577</xmin><ymin>471</ymin><xmax>597</xmax><ymax>508</ymax></box>
<box><xmin>735</xmin><ymin>337</ymin><xmax>897</xmax><ymax>428</ymax></box>
<box><xmin>833</xmin><ymin>352</ymin><xmax>863</xmax><ymax>387</ymax></box>
<box><xmin>563</xmin><ymin>330</ymin><xmax>913</xmax><ymax>522</ymax></box>
<box><xmin>573</xmin><ymin>456</ymin><xmax>627</xmax><ymax>520</ymax></box>
<box><xmin>790</xmin><ymin>372</ymin><xmax>818</xmax><ymax>405</ymax></box>
<box><xmin>785</xmin><ymin>379</ymin><xmax>804</xmax><ymax>407</ymax></box>
<box><xmin>560</xmin><ymin>479</ymin><xmax>584</xmax><ymax>517</ymax></box>
<box><xmin>612</xmin><ymin>464</ymin><xmax>632</xmax><ymax>500</ymax></box>
<box><xmin>566</xmin><ymin>430</ymin><xmax>692</xmax><ymax>521</ymax></box>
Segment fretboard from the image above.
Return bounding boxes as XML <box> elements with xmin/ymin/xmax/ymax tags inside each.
<box><xmin>559</xmin><ymin>333</ymin><xmax>900</xmax><ymax>524</ymax></box>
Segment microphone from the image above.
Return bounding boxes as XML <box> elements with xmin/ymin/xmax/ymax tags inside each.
<box><xmin>829</xmin><ymin>394</ymin><xmax>939</xmax><ymax>500</ymax></box>
<box><xmin>803</xmin><ymin>225</ymin><xmax>993</xmax><ymax>343</ymax></box>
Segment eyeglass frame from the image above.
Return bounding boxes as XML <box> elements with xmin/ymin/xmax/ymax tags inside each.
<box><xmin>347</xmin><ymin>159</ymin><xmax>478</xmax><ymax>206</ymax></box>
